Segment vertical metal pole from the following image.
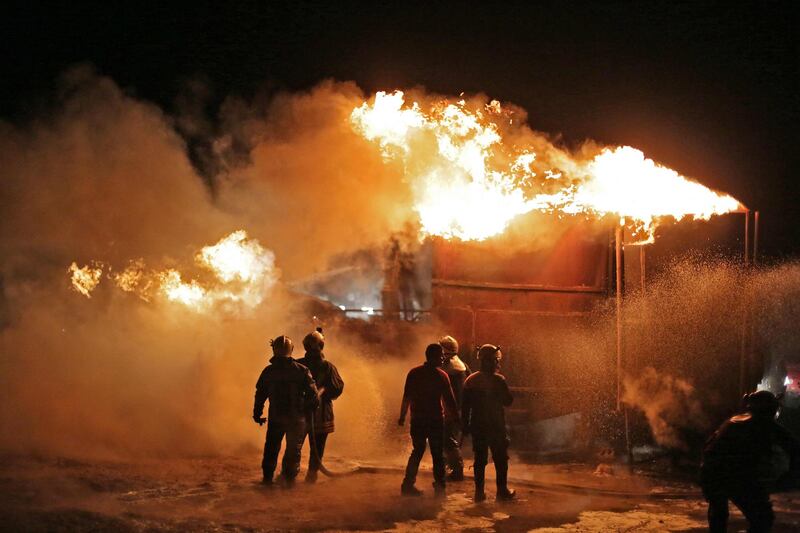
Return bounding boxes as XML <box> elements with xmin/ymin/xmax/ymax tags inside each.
<box><xmin>744</xmin><ymin>210</ymin><xmax>751</xmax><ymax>266</ymax></box>
<box><xmin>739</xmin><ymin>211</ymin><xmax>751</xmax><ymax>396</ymax></box>
<box><xmin>615</xmin><ymin>225</ymin><xmax>634</xmax><ymax>466</ymax></box>
<box><xmin>753</xmin><ymin>211</ymin><xmax>759</xmax><ymax>266</ymax></box>
<box><xmin>639</xmin><ymin>246</ymin><xmax>646</xmax><ymax>293</ymax></box>
<box><xmin>615</xmin><ymin>225</ymin><xmax>624</xmax><ymax>410</ymax></box>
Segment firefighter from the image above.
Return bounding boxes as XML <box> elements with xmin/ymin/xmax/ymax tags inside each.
<box><xmin>439</xmin><ymin>335</ymin><xmax>471</xmax><ymax>481</ymax></box>
<box><xmin>701</xmin><ymin>390</ymin><xmax>800</xmax><ymax>532</ymax></box>
<box><xmin>297</xmin><ymin>328</ymin><xmax>344</xmax><ymax>483</ymax></box>
<box><xmin>253</xmin><ymin>335</ymin><xmax>319</xmax><ymax>487</ymax></box>
<box><xmin>398</xmin><ymin>343</ymin><xmax>459</xmax><ymax>496</ymax></box>
<box><xmin>462</xmin><ymin>344</ymin><xmax>515</xmax><ymax>502</ymax></box>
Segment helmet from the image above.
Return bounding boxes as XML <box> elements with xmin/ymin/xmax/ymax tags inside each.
<box><xmin>270</xmin><ymin>335</ymin><xmax>294</xmax><ymax>357</ymax></box>
<box><xmin>439</xmin><ymin>335</ymin><xmax>459</xmax><ymax>356</ymax></box>
<box><xmin>425</xmin><ymin>343</ymin><xmax>444</xmax><ymax>365</ymax></box>
<box><xmin>478</xmin><ymin>344</ymin><xmax>502</xmax><ymax>372</ymax></box>
<box><xmin>303</xmin><ymin>329</ymin><xmax>325</xmax><ymax>352</ymax></box>
<box><xmin>744</xmin><ymin>390</ymin><xmax>780</xmax><ymax>418</ymax></box>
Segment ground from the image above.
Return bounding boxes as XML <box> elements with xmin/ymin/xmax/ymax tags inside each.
<box><xmin>2</xmin><ymin>453</ymin><xmax>800</xmax><ymax>532</ymax></box>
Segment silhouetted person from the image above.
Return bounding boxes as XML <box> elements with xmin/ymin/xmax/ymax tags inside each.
<box><xmin>701</xmin><ymin>390</ymin><xmax>800</xmax><ymax>532</ymax></box>
<box><xmin>440</xmin><ymin>335</ymin><xmax>471</xmax><ymax>481</ymax></box>
<box><xmin>462</xmin><ymin>344</ymin><xmax>515</xmax><ymax>502</ymax></box>
<box><xmin>253</xmin><ymin>335</ymin><xmax>318</xmax><ymax>487</ymax></box>
<box><xmin>398</xmin><ymin>343</ymin><xmax>459</xmax><ymax>496</ymax></box>
<box><xmin>297</xmin><ymin>328</ymin><xmax>344</xmax><ymax>483</ymax></box>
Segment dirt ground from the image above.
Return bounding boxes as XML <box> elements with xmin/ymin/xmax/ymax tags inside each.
<box><xmin>2</xmin><ymin>452</ymin><xmax>800</xmax><ymax>532</ymax></box>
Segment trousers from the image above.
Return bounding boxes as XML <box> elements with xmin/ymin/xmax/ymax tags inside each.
<box><xmin>472</xmin><ymin>433</ymin><xmax>510</xmax><ymax>492</ymax></box>
<box><xmin>303</xmin><ymin>432</ymin><xmax>329</xmax><ymax>472</ymax></box>
<box><xmin>444</xmin><ymin>420</ymin><xmax>464</xmax><ymax>472</ymax></box>
<box><xmin>403</xmin><ymin>420</ymin><xmax>446</xmax><ymax>486</ymax></box>
<box><xmin>702</xmin><ymin>482</ymin><xmax>774</xmax><ymax>533</ymax></box>
<box><xmin>262</xmin><ymin>417</ymin><xmax>306</xmax><ymax>481</ymax></box>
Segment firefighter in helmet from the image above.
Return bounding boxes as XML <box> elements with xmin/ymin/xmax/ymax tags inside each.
<box><xmin>297</xmin><ymin>328</ymin><xmax>344</xmax><ymax>483</ymax></box>
<box><xmin>439</xmin><ymin>335</ymin><xmax>471</xmax><ymax>481</ymax></box>
<box><xmin>462</xmin><ymin>344</ymin><xmax>515</xmax><ymax>502</ymax></box>
<box><xmin>701</xmin><ymin>390</ymin><xmax>800</xmax><ymax>532</ymax></box>
<box><xmin>253</xmin><ymin>335</ymin><xmax>319</xmax><ymax>487</ymax></box>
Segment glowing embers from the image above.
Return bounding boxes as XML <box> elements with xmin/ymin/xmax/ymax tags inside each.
<box><xmin>68</xmin><ymin>262</ymin><xmax>104</xmax><ymax>298</ymax></box>
<box><xmin>67</xmin><ymin>230</ymin><xmax>278</xmax><ymax>312</ymax></box>
<box><xmin>351</xmin><ymin>91</ymin><xmax>744</xmax><ymax>243</ymax></box>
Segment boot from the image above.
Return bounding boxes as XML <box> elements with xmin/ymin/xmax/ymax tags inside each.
<box><xmin>401</xmin><ymin>482</ymin><xmax>424</xmax><ymax>497</ymax></box>
<box><xmin>496</xmin><ymin>463</ymin><xmax>515</xmax><ymax>501</ymax></box>
<box><xmin>433</xmin><ymin>481</ymin><xmax>446</xmax><ymax>498</ymax></box>
<box><xmin>305</xmin><ymin>469</ymin><xmax>318</xmax><ymax>484</ymax></box>
<box><xmin>474</xmin><ymin>465</ymin><xmax>486</xmax><ymax>502</ymax></box>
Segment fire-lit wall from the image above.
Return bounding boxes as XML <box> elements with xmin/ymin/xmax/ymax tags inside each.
<box><xmin>431</xmin><ymin>215</ymin><xmax>613</xmax><ymax>440</ymax></box>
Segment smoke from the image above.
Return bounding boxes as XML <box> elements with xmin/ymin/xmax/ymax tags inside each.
<box><xmin>4</xmin><ymin>64</ymin><xmax>798</xmax><ymax>462</ymax></box>
<box><xmin>0</xmin><ymin>66</ymin><xmax>432</xmax><ymax>460</ymax></box>
<box><xmin>619</xmin><ymin>255</ymin><xmax>800</xmax><ymax>449</ymax></box>
<box><xmin>622</xmin><ymin>367</ymin><xmax>707</xmax><ymax>450</ymax></box>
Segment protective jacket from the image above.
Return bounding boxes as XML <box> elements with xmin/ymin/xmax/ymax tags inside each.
<box><xmin>297</xmin><ymin>352</ymin><xmax>344</xmax><ymax>433</ymax></box>
<box><xmin>462</xmin><ymin>371</ymin><xmax>513</xmax><ymax>437</ymax></box>
<box><xmin>442</xmin><ymin>356</ymin><xmax>471</xmax><ymax>407</ymax></box>
<box><xmin>253</xmin><ymin>356</ymin><xmax>318</xmax><ymax>424</ymax></box>
<box><xmin>702</xmin><ymin>412</ymin><xmax>800</xmax><ymax>491</ymax></box>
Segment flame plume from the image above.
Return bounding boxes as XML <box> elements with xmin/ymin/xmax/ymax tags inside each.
<box><xmin>68</xmin><ymin>230</ymin><xmax>278</xmax><ymax>312</ymax></box>
<box><xmin>351</xmin><ymin>91</ymin><xmax>743</xmax><ymax>242</ymax></box>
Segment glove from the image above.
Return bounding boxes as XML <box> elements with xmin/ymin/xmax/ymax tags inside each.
<box><xmin>253</xmin><ymin>415</ymin><xmax>266</xmax><ymax>426</ymax></box>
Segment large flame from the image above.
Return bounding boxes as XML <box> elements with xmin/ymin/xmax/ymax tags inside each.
<box><xmin>68</xmin><ymin>230</ymin><xmax>278</xmax><ymax>311</ymax></box>
<box><xmin>351</xmin><ymin>91</ymin><xmax>743</xmax><ymax>242</ymax></box>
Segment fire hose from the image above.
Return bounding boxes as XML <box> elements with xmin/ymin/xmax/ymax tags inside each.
<box><xmin>307</xmin><ymin>409</ymin><xmax>362</xmax><ymax>478</ymax></box>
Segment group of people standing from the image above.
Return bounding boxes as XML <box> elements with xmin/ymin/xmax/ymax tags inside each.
<box><xmin>399</xmin><ymin>336</ymin><xmax>515</xmax><ymax>502</ymax></box>
<box><xmin>252</xmin><ymin>328</ymin><xmax>344</xmax><ymax>486</ymax></box>
<box><xmin>252</xmin><ymin>331</ymin><xmax>515</xmax><ymax>502</ymax></box>
<box><xmin>252</xmin><ymin>328</ymin><xmax>800</xmax><ymax>530</ymax></box>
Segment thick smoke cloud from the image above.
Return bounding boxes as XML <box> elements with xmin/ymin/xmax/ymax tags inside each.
<box><xmin>0</xmin><ymin>66</ymin><xmax>425</xmax><ymax>459</ymax></box>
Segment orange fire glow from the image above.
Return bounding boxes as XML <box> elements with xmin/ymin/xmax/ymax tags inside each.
<box><xmin>68</xmin><ymin>230</ymin><xmax>278</xmax><ymax>311</ymax></box>
<box><xmin>351</xmin><ymin>91</ymin><xmax>743</xmax><ymax>242</ymax></box>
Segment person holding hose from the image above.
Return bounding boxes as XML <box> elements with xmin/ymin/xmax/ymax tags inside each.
<box><xmin>298</xmin><ymin>328</ymin><xmax>344</xmax><ymax>483</ymax></box>
<box><xmin>701</xmin><ymin>390</ymin><xmax>800</xmax><ymax>532</ymax></box>
<box><xmin>253</xmin><ymin>335</ymin><xmax>319</xmax><ymax>488</ymax></box>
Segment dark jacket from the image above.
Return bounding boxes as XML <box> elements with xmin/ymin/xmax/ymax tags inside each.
<box><xmin>297</xmin><ymin>352</ymin><xmax>344</xmax><ymax>433</ymax></box>
<box><xmin>402</xmin><ymin>362</ymin><xmax>459</xmax><ymax>425</ymax></box>
<box><xmin>462</xmin><ymin>371</ymin><xmax>513</xmax><ymax>438</ymax></box>
<box><xmin>253</xmin><ymin>356</ymin><xmax>318</xmax><ymax>424</ymax></box>
<box><xmin>701</xmin><ymin>412</ymin><xmax>800</xmax><ymax>491</ymax></box>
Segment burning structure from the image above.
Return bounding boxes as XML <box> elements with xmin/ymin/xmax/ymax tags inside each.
<box><xmin>351</xmin><ymin>90</ymin><xmax>753</xmax><ymax>452</ymax></box>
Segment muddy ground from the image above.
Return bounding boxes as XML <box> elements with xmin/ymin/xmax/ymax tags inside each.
<box><xmin>2</xmin><ymin>452</ymin><xmax>800</xmax><ymax>532</ymax></box>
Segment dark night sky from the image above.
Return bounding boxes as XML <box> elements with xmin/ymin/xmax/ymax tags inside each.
<box><xmin>2</xmin><ymin>1</ymin><xmax>798</xmax><ymax>256</ymax></box>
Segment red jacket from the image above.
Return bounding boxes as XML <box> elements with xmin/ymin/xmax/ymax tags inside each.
<box><xmin>402</xmin><ymin>362</ymin><xmax>459</xmax><ymax>424</ymax></box>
